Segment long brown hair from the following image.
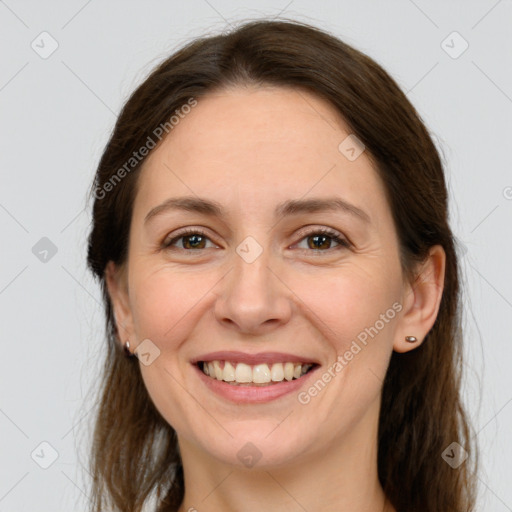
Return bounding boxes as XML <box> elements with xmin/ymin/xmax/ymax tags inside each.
<box><xmin>85</xmin><ymin>18</ymin><xmax>478</xmax><ymax>512</ymax></box>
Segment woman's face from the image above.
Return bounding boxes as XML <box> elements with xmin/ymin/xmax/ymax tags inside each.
<box><xmin>109</xmin><ymin>86</ymin><xmax>414</xmax><ymax>468</ymax></box>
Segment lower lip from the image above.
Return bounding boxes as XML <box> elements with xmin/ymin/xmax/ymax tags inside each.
<box><xmin>193</xmin><ymin>363</ymin><xmax>320</xmax><ymax>404</ymax></box>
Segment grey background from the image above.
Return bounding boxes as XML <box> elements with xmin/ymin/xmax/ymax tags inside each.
<box><xmin>1</xmin><ymin>0</ymin><xmax>511</xmax><ymax>510</ymax></box>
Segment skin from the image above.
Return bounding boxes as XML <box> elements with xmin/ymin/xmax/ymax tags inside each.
<box><xmin>106</xmin><ymin>85</ymin><xmax>446</xmax><ymax>512</ymax></box>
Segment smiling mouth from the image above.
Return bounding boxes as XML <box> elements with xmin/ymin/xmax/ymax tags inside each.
<box><xmin>197</xmin><ymin>360</ymin><xmax>317</xmax><ymax>386</ymax></box>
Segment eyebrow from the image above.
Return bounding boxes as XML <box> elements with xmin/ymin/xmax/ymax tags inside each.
<box><xmin>144</xmin><ymin>196</ymin><xmax>371</xmax><ymax>224</ymax></box>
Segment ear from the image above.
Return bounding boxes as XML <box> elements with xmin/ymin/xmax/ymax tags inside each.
<box><xmin>393</xmin><ymin>245</ymin><xmax>446</xmax><ymax>353</ymax></box>
<box><xmin>105</xmin><ymin>260</ymin><xmax>135</xmax><ymax>350</ymax></box>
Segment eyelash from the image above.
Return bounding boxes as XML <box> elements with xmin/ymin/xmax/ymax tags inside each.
<box><xmin>161</xmin><ymin>227</ymin><xmax>351</xmax><ymax>253</ymax></box>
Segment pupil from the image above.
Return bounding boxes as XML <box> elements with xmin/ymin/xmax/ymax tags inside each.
<box><xmin>310</xmin><ymin>235</ymin><xmax>329</xmax><ymax>250</ymax></box>
<box><xmin>186</xmin><ymin>235</ymin><xmax>203</xmax><ymax>249</ymax></box>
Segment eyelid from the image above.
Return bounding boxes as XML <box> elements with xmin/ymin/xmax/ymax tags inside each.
<box><xmin>291</xmin><ymin>225</ymin><xmax>351</xmax><ymax>250</ymax></box>
<box><xmin>161</xmin><ymin>227</ymin><xmax>219</xmax><ymax>249</ymax></box>
<box><xmin>161</xmin><ymin>225</ymin><xmax>351</xmax><ymax>251</ymax></box>
<box><xmin>293</xmin><ymin>225</ymin><xmax>344</xmax><ymax>241</ymax></box>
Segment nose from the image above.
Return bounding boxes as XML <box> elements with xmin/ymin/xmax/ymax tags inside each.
<box><xmin>214</xmin><ymin>247</ymin><xmax>292</xmax><ymax>335</ymax></box>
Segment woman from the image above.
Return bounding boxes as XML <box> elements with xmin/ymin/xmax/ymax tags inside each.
<box><xmin>86</xmin><ymin>18</ymin><xmax>478</xmax><ymax>512</ymax></box>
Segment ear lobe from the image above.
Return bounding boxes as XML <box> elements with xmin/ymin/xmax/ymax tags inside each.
<box><xmin>393</xmin><ymin>245</ymin><xmax>446</xmax><ymax>353</ymax></box>
<box><xmin>105</xmin><ymin>261</ymin><xmax>135</xmax><ymax>347</ymax></box>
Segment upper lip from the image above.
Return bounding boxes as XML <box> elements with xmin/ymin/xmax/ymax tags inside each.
<box><xmin>191</xmin><ymin>351</ymin><xmax>320</xmax><ymax>366</ymax></box>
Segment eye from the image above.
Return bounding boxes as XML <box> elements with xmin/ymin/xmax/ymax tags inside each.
<box><xmin>161</xmin><ymin>227</ymin><xmax>350</xmax><ymax>253</ymax></box>
<box><xmin>294</xmin><ymin>227</ymin><xmax>350</xmax><ymax>252</ymax></box>
<box><xmin>162</xmin><ymin>228</ymin><xmax>217</xmax><ymax>251</ymax></box>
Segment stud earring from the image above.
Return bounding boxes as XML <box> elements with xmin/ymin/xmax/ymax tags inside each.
<box><xmin>124</xmin><ymin>340</ymin><xmax>134</xmax><ymax>357</ymax></box>
<box><xmin>405</xmin><ymin>336</ymin><xmax>417</xmax><ymax>343</ymax></box>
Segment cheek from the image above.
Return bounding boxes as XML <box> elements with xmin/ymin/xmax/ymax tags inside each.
<box><xmin>129</xmin><ymin>267</ymin><xmax>209</xmax><ymax>342</ymax></box>
<box><xmin>287</xmin><ymin>262</ymin><xmax>401</xmax><ymax>349</ymax></box>
<box><xmin>281</xmin><ymin>268</ymin><xmax>401</xmax><ymax>448</ymax></box>
<box><xmin>131</xmin><ymin>280</ymin><xmax>171</xmax><ymax>339</ymax></box>
<box><xmin>129</xmin><ymin>268</ymin><xmax>211</xmax><ymax>434</ymax></box>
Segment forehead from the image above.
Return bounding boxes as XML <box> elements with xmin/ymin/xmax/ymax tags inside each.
<box><xmin>161</xmin><ymin>85</ymin><xmax>350</xmax><ymax>161</ymax></box>
<box><xmin>134</xmin><ymin>86</ymin><xmax>387</xmax><ymax>222</ymax></box>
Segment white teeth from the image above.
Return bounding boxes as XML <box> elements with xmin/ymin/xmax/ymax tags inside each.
<box><xmin>213</xmin><ymin>360</ymin><xmax>223</xmax><ymax>380</ymax></box>
<box><xmin>284</xmin><ymin>362</ymin><xmax>295</xmax><ymax>381</ymax></box>
<box><xmin>271</xmin><ymin>363</ymin><xmax>284</xmax><ymax>382</ymax></box>
<box><xmin>223</xmin><ymin>361</ymin><xmax>236</xmax><ymax>382</ymax></box>
<box><xmin>253</xmin><ymin>364</ymin><xmax>271</xmax><ymax>383</ymax></box>
<box><xmin>201</xmin><ymin>360</ymin><xmax>313</xmax><ymax>385</ymax></box>
<box><xmin>235</xmin><ymin>363</ymin><xmax>252</xmax><ymax>383</ymax></box>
